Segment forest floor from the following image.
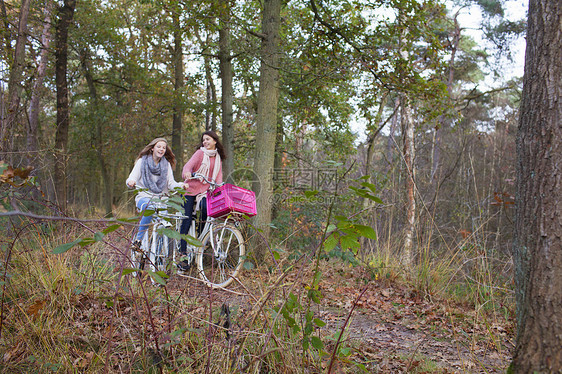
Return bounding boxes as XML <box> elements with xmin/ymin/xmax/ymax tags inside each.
<box><xmin>169</xmin><ymin>260</ymin><xmax>515</xmax><ymax>373</ymax></box>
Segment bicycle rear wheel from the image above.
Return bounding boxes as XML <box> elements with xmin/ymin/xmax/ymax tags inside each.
<box><xmin>197</xmin><ymin>224</ymin><xmax>245</xmax><ymax>288</ymax></box>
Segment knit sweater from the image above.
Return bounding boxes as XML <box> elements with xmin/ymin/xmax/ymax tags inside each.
<box><xmin>182</xmin><ymin>149</ymin><xmax>223</xmax><ymax>196</ymax></box>
<box><xmin>126</xmin><ymin>158</ymin><xmax>184</xmax><ymax>204</ymax></box>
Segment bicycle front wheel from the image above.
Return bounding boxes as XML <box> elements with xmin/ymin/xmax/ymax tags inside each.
<box><xmin>197</xmin><ymin>224</ymin><xmax>245</xmax><ymax>288</ymax></box>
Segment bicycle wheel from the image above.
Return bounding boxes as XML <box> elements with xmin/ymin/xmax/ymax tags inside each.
<box><xmin>131</xmin><ymin>232</ymin><xmax>150</xmax><ymax>272</ymax></box>
<box><xmin>197</xmin><ymin>224</ymin><xmax>245</xmax><ymax>288</ymax></box>
<box><xmin>149</xmin><ymin>230</ymin><xmax>173</xmax><ymax>275</ymax></box>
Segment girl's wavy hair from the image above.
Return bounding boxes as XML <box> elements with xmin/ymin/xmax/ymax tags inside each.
<box><xmin>197</xmin><ymin>131</ymin><xmax>226</xmax><ymax>159</ymax></box>
<box><xmin>137</xmin><ymin>137</ymin><xmax>177</xmax><ymax>169</ymax></box>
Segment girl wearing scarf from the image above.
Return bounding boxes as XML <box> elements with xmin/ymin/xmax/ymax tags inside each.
<box><xmin>126</xmin><ymin>138</ymin><xmax>187</xmax><ymax>248</ymax></box>
<box><xmin>178</xmin><ymin>131</ymin><xmax>226</xmax><ymax>271</ymax></box>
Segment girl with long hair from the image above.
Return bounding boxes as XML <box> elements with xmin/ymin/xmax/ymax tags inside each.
<box><xmin>177</xmin><ymin>131</ymin><xmax>226</xmax><ymax>270</ymax></box>
<box><xmin>126</xmin><ymin>138</ymin><xmax>187</xmax><ymax>248</ymax></box>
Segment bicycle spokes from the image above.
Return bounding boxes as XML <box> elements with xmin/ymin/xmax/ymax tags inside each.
<box><xmin>198</xmin><ymin>225</ymin><xmax>245</xmax><ymax>288</ymax></box>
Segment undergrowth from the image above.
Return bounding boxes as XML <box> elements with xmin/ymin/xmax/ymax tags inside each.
<box><xmin>0</xmin><ymin>164</ymin><xmax>514</xmax><ymax>373</ymax></box>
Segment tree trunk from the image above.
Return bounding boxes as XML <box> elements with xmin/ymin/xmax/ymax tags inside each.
<box><xmin>512</xmin><ymin>0</ymin><xmax>562</xmax><ymax>371</ymax></box>
<box><xmin>80</xmin><ymin>49</ymin><xmax>113</xmax><ymax>217</ymax></box>
<box><xmin>197</xmin><ymin>29</ymin><xmax>217</xmax><ymax>133</ymax></box>
<box><xmin>385</xmin><ymin>97</ymin><xmax>400</xmax><ymax>173</ymax></box>
<box><xmin>430</xmin><ymin>14</ymin><xmax>460</xmax><ymax>199</ymax></box>
<box><xmin>364</xmin><ymin>93</ymin><xmax>388</xmax><ymax>178</ymax></box>
<box><xmin>401</xmin><ymin>96</ymin><xmax>415</xmax><ymax>267</ymax></box>
<box><xmin>27</xmin><ymin>3</ymin><xmax>53</xmax><ymax>165</ymax></box>
<box><xmin>219</xmin><ymin>0</ymin><xmax>234</xmax><ymax>182</ymax></box>
<box><xmin>1</xmin><ymin>0</ymin><xmax>30</xmax><ymax>155</ymax></box>
<box><xmin>204</xmin><ymin>53</ymin><xmax>217</xmax><ymax>133</ymax></box>
<box><xmin>1</xmin><ymin>0</ymin><xmax>13</xmax><ymax>58</ymax></box>
<box><xmin>252</xmin><ymin>0</ymin><xmax>281</xmax><ymax>261</ymax></box>
<box><xmin>171</xmin><ymin>10</ymin><xmax>184</xmax><ymax>179</ymax></box>
<box><xmin>53</xmin><ymin>0</ymin><xmax>76</xmax><ymax>212</ymax></box>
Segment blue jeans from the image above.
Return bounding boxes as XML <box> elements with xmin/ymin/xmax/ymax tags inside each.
<box><xmin>179</xmin><ymin>196</ymin><xmax>207</xmax><ymax>254</ymax></box>
<box><xmin>135</xmin><ymin>197</ymin><xmax>154</xmax><ymax>241</ymax></box>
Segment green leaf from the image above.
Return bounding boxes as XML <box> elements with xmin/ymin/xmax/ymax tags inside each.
<box><xmin>302</xmin><ymin>336</ymin><xmax>309</xmax><ymax>350</ymax></box>
<box><xmin>308</xmin><ymin>289</ymin><xmax>322</xmax><ymax>304</ymax></box>
<box><xmin>313</xmin><ymin>318</ymin><xmax>326</xmax><ymax>327</ymax></box>
<box><xmin>120</xmin><ymin>216</ymin><xmax>142</xmax><ymax>223</ymax></box>
<box><xmin>340</xmin><ymin>235</ymin><xmax>360</xmax><ymax>251</ymax></box>
<box><xmin>324</xmin><ymin>233</ymin><xmax>339</xmax><ymax>252</ymax></box>
<box><xmin>122</xmin><ymin>268</ymin><xmax>138</xmax><ymax>275</ymax></box>
<box><xmin>158</xmin><ymin>227</ymin><xmax>181</xmax><ymax>239</ymax></box>
<box><xmin>102</xmin><ymin>224</ymin><xmax>122</xmax><ymax>234</ymax></box>
<box><xmin>168</xmin><ymin>194</ymin><xmax>185</xmax><ymax>204</ymax></box>
<box><xmin>310</xmin><ymin>336</ymin><xmax>324</xmax><ymax>350</ymax></box>
<box><xmin>304</xmin><ymin>190</ymin><xmax>319</xmax><ymax>198</ymax></box>
<box><xmin>304</xmin><ymin>321</ymin><xmax>313</xmax><ymax>335</ymax></box>
<box><xmin>52</xmin><ymin>238</ymin><xmax>82</xmax><ymax>254</ymax></box>
<box><xmin>326</xmin><ymin>224</ymin><xmax>337</xmax><ymax>233</ymax></box>
<box><xmin>94</xmin><ymin>232</ymin><xmax>104</xmax><ymax>241</ymax></box>
<box><xmin>148</xmin><ymin>271</ymin><xmax>167</xmax><ymax>286</ymax></box>
<box><xmin>142</xmin><ymin>209</ymin><xmax>156</xmax><ymax>216</ymax></box>
<box><xmin>340</xmin><ymin>347</ymin><xmax>351</xmax><ymax>356</ymax></box>
<box><xmin>312</xmin><ymin>270</ymin><xmax>322</xmax><ymax>288</ymax></box>
<box><xmin>166</xmin><ymin>202</ymin><xmax>184</xmax><ymax>212</ymax></box>
<box><xmin>354</xmin><ymin>224</ymin><xmax>377</xmax><ymax>239</ymax></box>
<box><xmin>79</xmin><ymin>237</ymin><xmax>95</xmax><ymax>246</ymax></box>
<box><xmin>171</xmin><ymin>327</ymin><xmax>186</xmax><ymax>338</ymax></box>
<box><xmin>360</xmin><ymin>181</ymin><xmax>378</xmax><ymax>193</ymax></box>
<box><xmin>243</xmin><ymin>261</ymin><xmax>254</xmax><ymax>270</ymax></box>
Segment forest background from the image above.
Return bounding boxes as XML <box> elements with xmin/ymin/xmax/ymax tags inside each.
<box><xmin>0</xmin><ymin>0</ymin><xmax>533</xmax><ymax>372</ymax></box>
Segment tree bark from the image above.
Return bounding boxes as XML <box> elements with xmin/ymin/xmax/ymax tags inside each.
<box><xmin>1</xmin><ymin>0</ymin><xmax>30</xmax><ymax>155</ymax></box>
<box><xmin>401</xmin><ymin>96</ymin><xmax>415</xmax><ymax>267</ymax></box>
<box><xmin>0</xmin><ymin>0</ymin><xmax>13</xmax><ymax>59</ymax></box>
<box><xmin>171</xmin><ymin>9</ymin><xmax>184</xmax><ymax>180</ymax></box>
<box><xmin>53</xmin><ymin>0</ymin><xmax>76</xmax><ymax>212</ymax></box>
<box><xmin>219</xmin><ymin>0</ymin><xmax>234</xmax><ymax>182</ymax></box>
<box><xmin>431</xmin><ymin>14</ymin><xmax>460</xmax><ymax>185</ymax></box>
<box><xmin>252</xmin><ymin>0</ymin><xmax>281</xmax><ymax>261</ymax></box>
<box><xmin>80</xmin><ymin>48</ymin><xmax>113</xmax><ymax>217</ymax></box>
<box><xmin>204</xmin><ymin>47</ymin><xmax>217</xmax><ymax>133</ymax></box>
<box><xmin>384</xmin><ymin>97</ymin><xmax>400</xmax><ymax>173</ymax></box>
<box><xmin>28</xmin><ymin>3</ymin><xmax>53</xmax><ymax>164</ymax></box>
<box><xmin>512</xmin><ymin>0</ymin><xmax>562</xmax><ymax>371</ymax></box>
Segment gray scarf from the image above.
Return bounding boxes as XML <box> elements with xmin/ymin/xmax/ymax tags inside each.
<box><xmin>141</xmin><ymin>154</ymin><xmax>168</xmax><ymax>194</ymax></box>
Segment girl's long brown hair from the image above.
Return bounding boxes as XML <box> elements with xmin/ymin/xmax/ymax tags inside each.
<box><xmin>137</xmin><ymin>137</ymin><xmax>177</xmax><ymax>169</ymax></box>
<box><xmin>197</xmin><ymin>131</ymin><xmax>227</xmax><ymax>159</ymax></box>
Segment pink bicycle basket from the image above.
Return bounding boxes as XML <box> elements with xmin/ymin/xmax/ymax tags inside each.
<box><xmin>206</xmin><ymin>184</ymin><xmax>257</xmax><ymax>218</ymax></box>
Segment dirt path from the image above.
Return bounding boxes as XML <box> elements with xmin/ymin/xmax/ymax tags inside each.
<box><xmin>171</xmin><ymin>262</ymin><xmax>514</xmax><ymax>373</ymax></box>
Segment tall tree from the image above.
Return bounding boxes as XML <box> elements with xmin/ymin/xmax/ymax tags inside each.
<box><xmin>252</xmin><ymin>0</ymin><xmax>281</xmax><ymax>260</ymax></box>
<box><xmin>512</xmin><ymin>0</ymin><xmax>562</xmax><ymax>371</ymax></box>
<box><xmin>218</xmin><ymin>0</ymin><xmax>234</xmax><ymax>181</ymax></box>
<box><xmin>1</xmin><ymin>0</ymin><xmax>30</xmax><ymax>155</ymax></box>
<box><xmin>53</xmin><ymin>0</ymin><xmax>76</xmax><ymax>211</ymax></box>
<box><xmin>171</xmin><ymin>6</ymin><xmax>184</xmax><ymax>179</ymax></box>
<box><xmin>27</xmin><ymin>3</ymin><xmax>53</xmax><ymax>164</ymax></box>
<box><xmin>79</xmin><ymin>48</ymin><xmax>113</xmax><ymax>216</ymax></box>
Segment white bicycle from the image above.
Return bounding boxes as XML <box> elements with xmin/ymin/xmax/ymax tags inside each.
<box><xmin>131</xmin><ymin>179</ymin><xmax>247</xmax><ymax>289</ymax></box>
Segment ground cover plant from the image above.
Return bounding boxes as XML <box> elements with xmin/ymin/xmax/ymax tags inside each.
<box><xmin>0</xmin><ymin>170</ymin><xmax>514</xmax><ymax>373</ymax></box>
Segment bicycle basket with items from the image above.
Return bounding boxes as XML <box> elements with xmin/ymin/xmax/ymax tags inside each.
<box><xmin>206</xmin><ymin>183</ymin><xmax>257</xmax><ymax>218</ymax></box>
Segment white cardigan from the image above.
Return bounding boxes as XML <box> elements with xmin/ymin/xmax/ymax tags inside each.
<box><xmin>126</xmin><ymin>158</ymin><xmax>183</xmax><ymax>204</ymax></box>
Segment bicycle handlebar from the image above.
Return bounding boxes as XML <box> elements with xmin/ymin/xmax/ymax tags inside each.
<box><xmin>190</xmin><ymin>173</ymin><xmax>225</xmax><ymax>189</ymax></box>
